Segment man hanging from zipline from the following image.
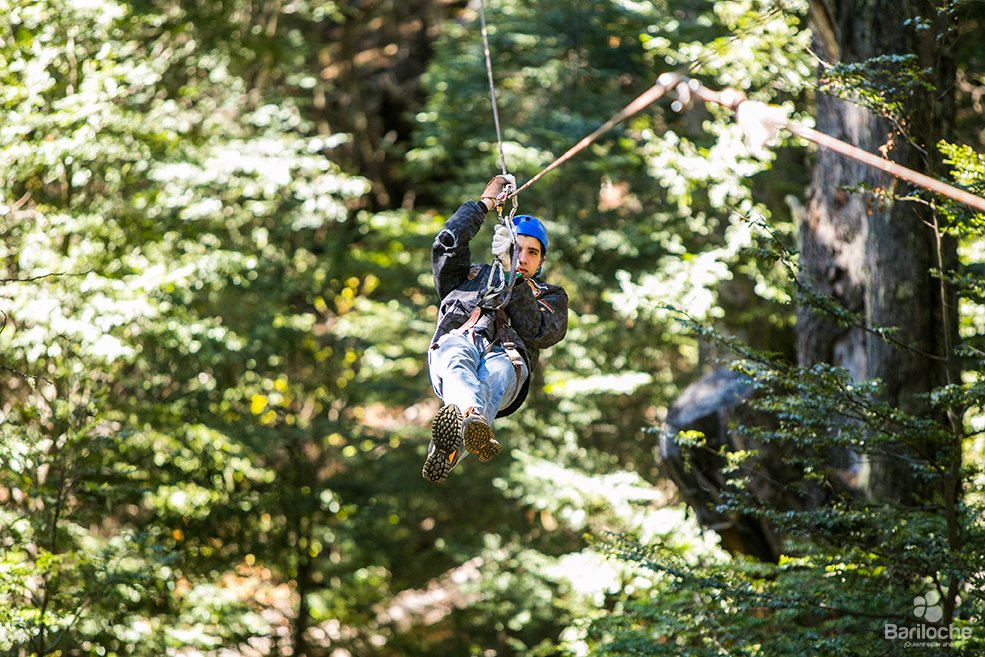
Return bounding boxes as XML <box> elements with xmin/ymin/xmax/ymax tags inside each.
<box><xmin>423</xmin><ymin>174</ymin><xmax>568</xmax><ymax>483</ymax></box>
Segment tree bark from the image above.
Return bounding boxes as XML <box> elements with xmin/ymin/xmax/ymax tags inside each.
<box><xmin>319</xmin><ymin>0</ymin><xmax>468</xmax><ymax>209</ymax></box>
<box><xmin>293</xmin><ymin>551</ymin><xmax>312</xmax><ymax>656</ymax></box>
<box><xmin>803</xmin><ymin>0</ymin><xmax>958</xmax><ymax>502</ymax></box>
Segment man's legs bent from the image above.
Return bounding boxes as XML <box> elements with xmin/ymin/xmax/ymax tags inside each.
<box><xmin>428</xmin><ymin>333</ymin><xmax>484</xmax><ymax>411</ymax></box>
<box><xmin>476</xmin><ymin>344</ymin><xmax>528</xmax><ymax>418</ymax></box>
<box><xmin>423</xmin><ymin>333</ymin><xmax>486</xmax><ymax>483</ymax></box>
<box><xmin>462</xmin><ymin>338</ymin><xmax>529</xmax><ymax>462</ymax></box>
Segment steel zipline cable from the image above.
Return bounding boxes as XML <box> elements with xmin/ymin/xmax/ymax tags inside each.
<box><xmin>477</xmin><ymin>0</ymin><xmax>509</xmax><ymax>177</ymax></box>
<box><xmin>473</xmin><ymin>2</ymin><xmax>985</xmax><ymax>213</ymax></box>
<box><xmin>507</xmin><ymin>73</ymin><xmax>985</xmax><ymax>215</ymax></box>
<box><xmin>476</xmin><ymin>0</ymin><xmax>522</xmax><ymax>310</ymax></box>
<box><xmin>473</xmin><ymin>3</ymin><xmax>985</xmax><ymax>226</ymax></box>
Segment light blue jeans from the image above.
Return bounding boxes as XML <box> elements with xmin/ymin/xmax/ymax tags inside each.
<box><xmin>428</xmin><ymin>331</ymin><xmax>528</xmax><ymax>420</ymax></box>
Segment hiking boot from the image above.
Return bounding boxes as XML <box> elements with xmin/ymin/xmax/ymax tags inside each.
<box><xmin>462</xmin><ymin>408</ymin><xmax>501</xmax><ymax>462</ymax></box>
<box><xmin>422</xmin><ymin>404</ymin><xmax>465</xmax><ymax>483</ymax></box>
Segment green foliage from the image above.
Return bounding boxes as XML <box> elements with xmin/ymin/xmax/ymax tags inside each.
<box><xmin>575</xmin><ymin>4</ymin><xmax>985</xmax><ymax>639</ymax></box>
<box><xmin>820</xmin><ymin>54</ymin><xmax>935</xmax><ymax>124</ymax></box>
<box><xmin>0</xmin><ymin>0</ymin><xmax>375</xmax><ymax>652</ymax></box>
<box><xmin>587</xmin><ymin>305</ymin><xmax>985</xmax><ymax>653</ymax></box>
<box><xmin>0</xmin><ymin>0</ymin><xmax>811</xmax><ymax>654</ymax></box>
<box><xmin>0</xmin><ymin>0</ymin><xmax>982</xmax><ymax>656</ymax></box>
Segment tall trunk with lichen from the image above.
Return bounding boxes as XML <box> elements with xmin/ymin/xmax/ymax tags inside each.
<box><xmin>801</xmin><ymin>0</ymin><xmax>959</xmax><ymax>502</ymax></box>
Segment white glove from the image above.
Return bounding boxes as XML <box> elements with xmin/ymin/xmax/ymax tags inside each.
<box><xmin>491</xmin><ymin>223</ymin><xmax>513</xmax><ymax>270</ymax></box>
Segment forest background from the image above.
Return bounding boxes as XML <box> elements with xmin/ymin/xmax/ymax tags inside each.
<box><xmin>1</xmin><ymin>0</ymin><xmax>985</xmax><ymax>656</ymax></box>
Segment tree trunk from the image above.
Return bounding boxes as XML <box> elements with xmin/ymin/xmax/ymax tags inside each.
<box><xmin>802</xmin><ymin>0</ymin><xmax>958</xmax><ymax>502</ymax></box>
<box><xmin>319</xmin><ymin>0</ymin><xmax>468</xmax><ymax>209</ymax></box>
<box><xmin>293</xmin><ymin>552</ymin><xmax>312</xmax><ymax>656</ymax></box>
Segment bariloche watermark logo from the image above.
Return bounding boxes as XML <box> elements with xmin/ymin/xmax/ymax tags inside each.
<box><xmin>913</xmin><ymin>591</ymin><xmax>943</xmax><ymax>623</ymax></box>
<box><xmin>884</xmin><ymin>589</ymin><xmax>973</xmax><ymax>649</ymax></box>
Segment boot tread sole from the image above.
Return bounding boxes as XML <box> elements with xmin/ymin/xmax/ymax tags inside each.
<box><xmin>422</xmin><ymin>405</ymin><xmax>463</xmax><ymax>483</ymax></box>
<box><xmin>463</xmin><ymin>417</ymin><xmax>501</xmax><ymax>463</ymax></box>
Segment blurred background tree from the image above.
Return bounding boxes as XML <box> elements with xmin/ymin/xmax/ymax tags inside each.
<box><xmin>0</xmin><ymin>0</ymin><xmax>982</xmax><ymax>656</ymax></box>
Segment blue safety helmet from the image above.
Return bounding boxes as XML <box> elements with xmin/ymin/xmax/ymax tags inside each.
<box><xmin>513</xmin><ymin>215</ymin><xmax>549</xmax><ymax>255</ymax></box>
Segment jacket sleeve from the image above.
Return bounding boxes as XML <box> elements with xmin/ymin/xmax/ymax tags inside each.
<box><xmin>432</xmin><ymin>201</ymin><xmax>488</xmax><ymax>301</ymax></box>
<box><xmin>504</xmin><ymin>281</ymin><xmax>568</xmax><ymax>349</ymax></box>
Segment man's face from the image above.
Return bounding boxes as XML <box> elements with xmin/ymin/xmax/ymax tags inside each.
<box><xmin>516</xmin><ymin>235</ymin><xmax>545</xmax><ymax>279</ymax></box>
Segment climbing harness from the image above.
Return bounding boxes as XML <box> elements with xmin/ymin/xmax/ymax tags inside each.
<box><xmin>469</xmin><ymin>181</ymin><xmax>527</xmax><ymax>407</ymax></box>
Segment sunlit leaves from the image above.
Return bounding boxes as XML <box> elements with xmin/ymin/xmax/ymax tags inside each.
<box><xmin>820</xmin><ymin>54</ymin><xmax>935</xmax><ymax>123</ymax></box>
<box><xmin>0</xmin><ymin>0</ymin><xmax>374</xmax><ymax>651</ymax></box>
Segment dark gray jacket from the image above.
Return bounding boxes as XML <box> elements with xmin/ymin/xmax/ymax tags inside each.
<box><xmin>431</xmin><ymin>201</ymin><xmax>568</xmax><ymax>417</ymax></box>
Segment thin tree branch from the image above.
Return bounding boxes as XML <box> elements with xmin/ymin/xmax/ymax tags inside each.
<box><xmin>0</xmin><ymin>268</ymin><xmax>93</xmax><ymax>284</ymax></box>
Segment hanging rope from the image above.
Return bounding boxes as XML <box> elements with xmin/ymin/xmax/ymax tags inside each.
<box><xmin>474</xmin><ymin>0</ymin><xmax>985</xmax><ymax>213</ymax></box>
<box><xmin>475</xmin><ymin>0</ymin><xmax>522</xmax><ymax>309</ymax></box>
<box><xmin>659</xmin><ymin>72</ymin><xmax>985</xmax><ymax>214</ymax></box>
<box><xmin>478</xmin><ymin>0</ymin><xmax>508</xmax><ymax>176</ymax></box>
<box><xmin>511</xmin><ymin>83</ymin><xmax>672</xmax><ymax>198</ymax></box>
<box><xmin>504</xmin><ymin>72</ymin><xmax>985</xmax><ymax>216</ymax></box>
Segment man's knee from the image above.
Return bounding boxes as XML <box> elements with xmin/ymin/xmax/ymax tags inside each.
<box><xmin>438</xmin><ymin>333</ymin><xmax>475</xmax><ymax>354</ymax></box>
<box><xmin>433</xmin><ymin>333</ymin><xmax>482</xmax><ymax>375</ymax></box>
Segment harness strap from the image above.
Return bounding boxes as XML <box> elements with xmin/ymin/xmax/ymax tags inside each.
<box><xmin>449</xmin><ymin>306</ymin><xmax>483</xmax><ymax>336</ymax></box>
<box><xmin>441</xmin><ymin>306</ymin><xmax>526</xmax><ymax>406</ymax></box>
<box><xmin>500</xmin><ymin>340</ymin><xmax>524</xmax><ymax>405</ymax></box>
<box><xmin>493</xmin><ymin>308</ymin><xmax>525</xmax><ymax>406</ymax></box>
